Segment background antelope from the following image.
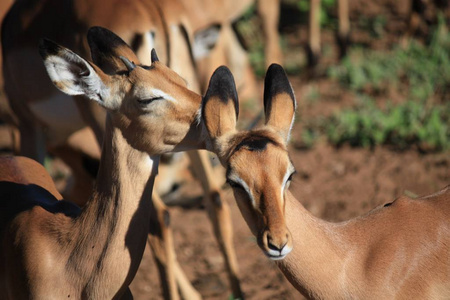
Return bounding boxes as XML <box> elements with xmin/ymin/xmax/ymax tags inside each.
<box><xmin>201</xmin><ymin>62</ymin><xmax>450</xmax><ymax>299</ymax></box>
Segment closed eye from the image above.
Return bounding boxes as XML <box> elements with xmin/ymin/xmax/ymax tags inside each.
<box><xmin>137</xmin><ymin>96</ymin><xmax>163</xmax><ymax>105</ymax></box>
<box><xmin>226</xmin><ymin>179</ymin><xmax>244</xmax><ymax>190</ymax></box>
<box><xmin>287</xmin><ymin>171</ymin><xmax>296</xmax><ymax>182</ymax></box>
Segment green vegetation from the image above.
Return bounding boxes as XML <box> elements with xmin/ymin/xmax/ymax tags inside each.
<box><xmin>328</xmin><ymin>24</ymin><xmax>450</xmax><ymax>101</ymax></box>
<box><xmin>303</xmin><ymin>23</ymin><xmax>450</xmax><ymax>152</ymax></box>
<box><xmin>234</xmin><ymin>5</ymin><xmax>449</xmax><ymax>152</ymax></box>
<box><xmin>328</xmin><ymin>99</ymin><xmax>448</xmax><ymax>151</ymax></box>
<box><xmin>302</xmin><ymin>99</ymin><xmax>449</xmax><ymax>151</ymax></box>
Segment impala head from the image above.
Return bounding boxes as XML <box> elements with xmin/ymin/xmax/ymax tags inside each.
<box><xmin>202</xmin><ymin>64</ymin><xmax>296</xmax><ymax>260</ymax></box>
<box><xmin>39</xmin><ymin>26</ymin><xmax>204</xmax><ymax>155</ymax></box>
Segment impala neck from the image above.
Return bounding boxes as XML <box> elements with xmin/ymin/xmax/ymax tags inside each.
<box><xmin>68</xmin><ymin>114</ymin><xmax>157</xmax><ymax>296</ymax></box>
<box><xmin>276</xmin><ymin>191</ymin><xmax>348</xmax><ymax>299</ymax></box>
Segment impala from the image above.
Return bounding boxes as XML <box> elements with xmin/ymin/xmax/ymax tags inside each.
<box><xmin>202</xmin><ymin>63</ymin><xmax>450</xmax><ymax>299</ymax></box>
<box><xmin>2</xmin><ymin>1</ymin><xmax>243</xmax><ymax>298</ymax></box>
<box><xmin>0</xmin><ymin>26</ymin><xmax>234</xmax><ymax>299</ymax></box>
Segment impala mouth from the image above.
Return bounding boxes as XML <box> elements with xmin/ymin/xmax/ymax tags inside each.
<box><xmin>264</xmin><ymin>245</ymin><xmax>292</xmax><ymax>261</ymax></box>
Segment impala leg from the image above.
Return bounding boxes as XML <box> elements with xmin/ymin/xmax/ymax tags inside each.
<box><xmin>187</xmin><ymin>150</ymin><xmax>243</xmax><ymax>299</ymax></box>
<box><xmin>401</xmin><ymin>0</ymin><xmax>423</xmax><ymax>47</ymax></box>
<box><xmin>147</xmin><ymin>192</ymin><xmax>179</xmax><ymax>300</ymax></box>
<box><xmin>173</xmin><ymin>260</ymin><xmax>202</xmax><ymax>300</ymax></box>
<box><xmin>148</xmin><ymin>193</ymin><xmax>201</xmax><ymax>300</ymax></box>
<box><xmin>337</xmin><ymin>0</ymin><xmax>350</xmax><ymax>59</ymax></box>
<box><xmin>257</xmin><ymin>0</ymin><xmax>283</xmax><ymax>68</ymax></box>
<box><xmin>307</xmin><ymin>0</ymin><xmax>321</xmax><ymax>68</ymax></box>
<box><xmin>147</xmin><ymin>192</ymin><xmax>202</xmax><ymax>300</ymax></box>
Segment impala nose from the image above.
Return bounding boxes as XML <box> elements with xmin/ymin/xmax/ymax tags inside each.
<box><xmin>263</xmin><ymin>231</ymin><xmax>292</xmax><ymax>260</ymax></box>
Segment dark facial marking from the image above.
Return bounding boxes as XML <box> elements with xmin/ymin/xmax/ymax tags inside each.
<box><xmin>233</xmin><ymin>133</ymin><xmax>280</xmax><ymax>155</ymax></box>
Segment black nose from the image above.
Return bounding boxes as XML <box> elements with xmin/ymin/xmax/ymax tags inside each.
<box><xmin>267</xmin><ymin>234</ymin><xmax>286</xmax><ymax>252</ymax></box>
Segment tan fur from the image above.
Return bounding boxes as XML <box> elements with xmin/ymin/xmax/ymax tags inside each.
<box><xmin>0</xmin><ymin>32</ymin><xmax>209</xmax><ymax>299</ymax></box>
<box><xmin>180</xmin><ymin>0</ymin><xmax>258</xmax><ymax>101</ymax></box>
<box><xmin>205</xmin><ymin>64</ymin><xmax>450</xmax><ymax>299</ymax></box>
<box><xmin>3</xmin><ymin>2</ymin><xmax>244</xmax><ymax>298</ymax></box>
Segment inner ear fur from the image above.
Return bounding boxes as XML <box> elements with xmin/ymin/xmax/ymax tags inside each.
<box><xmin>202</xmin><ymin>66</ymin><xmax>239</xmax><ymax>142</ymax></box>
<box><xmin>39</xmin><ymin>38</ymin><xmax>112</xmax><ymax>106</ymax></box>
<box><xmin>88</xmin><ymin>26</ymin><xmax>140</xmax><ymax>74</ymax></box>
<box><xmin>263</xmin><ymin>64</ymin><xmax>296</xmax><ymax>143</ymax></box>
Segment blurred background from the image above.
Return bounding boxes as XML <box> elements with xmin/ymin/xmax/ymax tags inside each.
<box><xmin>0</xmin><ymin>0</ymin><xmax>449</xmax><ymax>299</ymax></box>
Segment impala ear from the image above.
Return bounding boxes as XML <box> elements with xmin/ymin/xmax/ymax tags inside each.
<box><xmin>39</xmin><ymin>38</ymin><xmax>117</xmax><ymax>110</ymax></box>
<box><xmin>151</xmin><ymin>48</ymin><xmax>159</xmax><ymax>63</ymax></box>
<box><xmin>87</xmin><ymin>26</ymin><xmax>140</xmax><ymax>74</ymax></box>
<box><xmin>263</xmin><ymin>64</ymin><xmax>296</xmax><ymax>144</ymax></box>
<box><xmin>202</xmin><ymin>66</ymin><xmax>239</xmax><ymax>148</ymax></box>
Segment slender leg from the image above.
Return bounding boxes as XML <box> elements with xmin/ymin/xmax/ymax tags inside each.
<box><xmin>174</xmin><ymin>261</ymin><xmax>202</xmax><ymax>300</ymax></box>
<box><xmin>258</xmin><ymin>0</ymin><xmax>283</xmax><ymax>68</ymax></box>
<box><xmin>307</xmin><ymin>0</ymin><xmax>321</xmax><ymax>68</ymax></box>
<box><xmin>401</xmin><ymin>0</ymin><xmax>423</xmax><ymax>47</ymax></box>
<box><xmin>337</xmin><ymin>0</ymin><xmax>350</xmax><ymax>59</ymax></box>
<box><xmin>187</xmin><ymin>150</ymin><xmax>243</xmax><ymax>299</ymax></box>
<box><xmin>148</xmin><ymin>193</ymin><xmax>202</xmax><ymax>300</ymax></box>
<box><xmin>147</xmin><ymin>192</ymin><xmax>179</xmax><ymax>300</ymax></box>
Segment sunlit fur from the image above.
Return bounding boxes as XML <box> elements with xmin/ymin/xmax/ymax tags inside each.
<box><xmin>225</xmin><ymin>128</ymin><xmax>294</xmax><ymax>260</ymax></box>
<box><xmin>202</xmin><ymin>64</ymin><xmax>296</xmax><ymax>261</ymax></box>
<box><xmin>203</xmin><ymin>63</ymin><xmax>450</xmax><ymax>299</ymax></box>
<box><xmin>0</xmin><ymin>28</ymin><xmax>210</xmax><ymax>299</ymax></box>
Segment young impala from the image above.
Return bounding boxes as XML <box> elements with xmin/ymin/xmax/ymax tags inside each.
<box><xmin>2</xmin><ymin>1</ymin><xmax>243</xmax><ymax>297</ymax></box>
<box><xmin>202</xmin><ymin>63</ymin><xmax>450</xmax><ymax>299</ymax></box>
<box><xmin>0</xmin><ymin>26</ymin><xmax>229</xmax><ymax>299</ymax></box>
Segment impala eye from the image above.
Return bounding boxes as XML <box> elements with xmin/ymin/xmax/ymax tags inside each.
<box><xmin>226</xmin><ymin>179</ymin><xmax>244</xmax><ymax>190</ymax></box>
<box><xmin>137</xmin><ymin>96</ymin><xmax>163</xmax><ymax>105</ymax></box>
<box><xmin>287</xmin><ymin>171</ymin><xmax>296</xmax><ymax>182</ymax></box>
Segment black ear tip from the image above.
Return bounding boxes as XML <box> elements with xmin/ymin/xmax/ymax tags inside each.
<box><xmin>203</xmin><ymin>65</ymin><xmax>239</xmax><ymax>119</ymax></box>
<box><xmin>264</xmin><ymin>63</ymin><xmax>293</xmax><ymax>98</ymax></box>
<box><xmin>38</xmin><ymin>38</ymin><xmax>60</xmax><ymax>58</ymax></box>
<box><xmin>211</xmin><ymin>66</ymin><xmax>234</xmax><ymax>83</ymax></box>
<box><xmin>87</xmin><ymin>26</ymin><xmax>122</xmax><ymax>48</ymax></box>
<box><xmin>266</xmin><ymin>63</ymin><xmax>288</xmax><ymax>82</ymax></box>
<box><xmin>214</xmin><ymin>65</ymin><xmax>232</xmax><ymax>77</ymax></box>
<box><xmin>267</xmin><ymin>63</ymin><xmax>285</xmax><ymax>73</ymax></box>
<box><xmin>151</xmin><ymin>48</ymin><xmax>159</xmax><ymax>63</ymax></box>
<box><xmin>263</xmin><ymin>63</ymin><xmax>296</xmax><ymax>113</ymax></box>
<box><xmin>87</xmin><ymin>26</ymin><xmax>110</xmax><ymax>40</ymax></box>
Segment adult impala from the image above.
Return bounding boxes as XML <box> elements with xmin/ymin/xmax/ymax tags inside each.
<box><xmin>2</xmin><ymin>1</ymin><xmax>243</xmax><ymax>298</ymax></box>
<box><xmin>202</xmin><ymin>63</ymin><xmax>450</xmax><ymax>298</ymax></box>
<box><xmin>0</xmin><ymin>26</ymin><xmax>228</xmax><ymax>299</ymax></box>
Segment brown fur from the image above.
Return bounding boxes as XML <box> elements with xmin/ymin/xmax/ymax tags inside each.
<box><xmin>3</xmin><ymin>2</ymin><xmax>244</xmax><ymax>298</ymax></box>
<box><xmin>0</xmin><ymin>30</ymin><xmax>209</xmax><ymax>299</ymax></box>
<box><xmin>204</xmin><ymin>63</ymin><xmax>450</xmax><ymax>299</ymax></box>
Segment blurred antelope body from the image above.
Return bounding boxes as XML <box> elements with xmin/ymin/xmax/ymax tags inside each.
<box><xmin>201</xmin><ymin>62</ymin><xmax>450</xmax><ymax>299</ymax></box>
<box><xmin>2</xmin><ymin>0</ymin><xmax>197</xmax><ymax>163</ymax></box>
